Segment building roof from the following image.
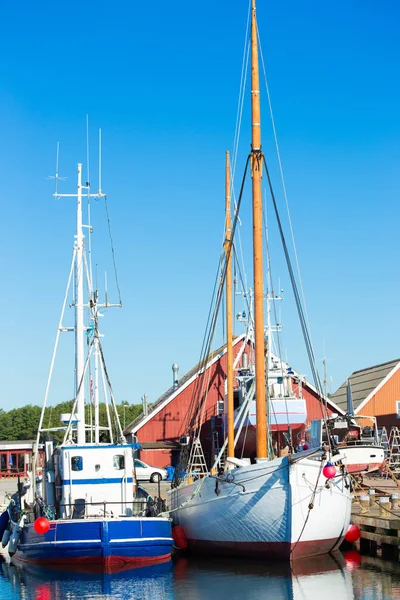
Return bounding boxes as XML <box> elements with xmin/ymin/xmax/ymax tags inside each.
<box><xmin>331</xmin><ymin>359</ymin><xmax>400</xmax><ymax>413</ymax></box>
<box><xmin>124</xmin><ymin>336</ymin><xmax>245</xmax><ymax>435</ymax></box>
<box><xmin>125</xmin><ymin>333</ymin><xmax>343</xmax><ymax>436</ymax></box>
<box><xmin>0</xmin><ymin>440</ymin><xmax>36</xmax><ymax>450</ymax></box>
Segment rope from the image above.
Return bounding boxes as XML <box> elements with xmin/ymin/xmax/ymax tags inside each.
<box><xmin>229</xmin><ymin>1</ymin><xmax>251</xmax><ymax>297</ymax></box>
<box><xmin>97</xmin><ymin>339</ymin><xmax>126</xmax><ymax>442</ymax></box>
<box><xmin>263</xmin><ymin>208</ymin><xmax>292</xmax><ymax>437</ymax></box>
<box><xmin>290</xmin><ymin>459</ymin><xmax>324</xmax><ymax>555</ymax></box>
<box><xmin>103</xmin><ymin>195</ymin><xmax>122</xmax><ymax>305</ymax></box>
<box><xmin>258</xmin><ymin>27</ymin><xmax>313</xmax><ymax>357</ymax></box>
<box><xmin>174</xmin><ymin>157</ymin><xmax>251</xmax><ymax>484</ymax></box>
<box><xmin>231</xmin><ymin>0</ymin><xmax>251</xmax><ymax>183</ymax></box>
<box><xmin>262</xmin><ymin>155</ymin><xmax>331</xmax><ymax>433</ymax></box>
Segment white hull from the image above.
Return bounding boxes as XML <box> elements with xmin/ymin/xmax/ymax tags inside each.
<box><xmin>340</xmin><ymin>444</ymin><xmax>385</xmax><ymax>474</ymax></box>
<box><xmin>169</xmin><ymin>454</ymin><xmax>351</xmax><ymax>559</ymax></box>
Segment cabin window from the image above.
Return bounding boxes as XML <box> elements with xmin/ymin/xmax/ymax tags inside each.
<box><xmin>113</xmin><ymin>455</ymin><xmax>125</xmax><ymax>470</ymax></box>
<box><xmin>71</xmin><ymin>456</ymin><xmax>83</xmax><ymax>471</ymax></box>
<box><xmin>396</xmin><ymin>401</ymin><xmax>400</xmax><ymax>417</ymax></box>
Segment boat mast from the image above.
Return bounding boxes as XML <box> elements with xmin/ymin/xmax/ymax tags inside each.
<box><xmin>225</xmin><ymin>151</ymin><xmax>234</xmax><ymax>458</ymax></box>
<box><xmin>251</xmin><ymin>0</ymin><xmax>268</xmax><ymax>459</ymax></box>
<box><xmin>76</xmin><ymin>163</ymin><xmax>86</xmax><ymax>445</ymax></box>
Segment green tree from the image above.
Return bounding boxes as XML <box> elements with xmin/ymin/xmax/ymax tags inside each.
<box><xmin>0</xmin><ymin>401</ymin><xmax>141</xmax><ymax>444</ymax></box>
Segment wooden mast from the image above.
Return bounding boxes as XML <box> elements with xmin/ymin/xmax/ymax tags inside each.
<box><xmin>225</xmin><ymin>151</ymin><xmax>234</xmax><ymax>458</ymax></box>
<box><xmin>251</xmin><ymin>0</ymin><xmax>268</xmax><ymax>459</ymax></box>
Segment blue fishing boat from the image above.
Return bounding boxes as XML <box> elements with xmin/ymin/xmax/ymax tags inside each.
<box><xmin>4</xmin><ymin>152</ymin><xmax>173</xmax><ymax>566</ymax></box>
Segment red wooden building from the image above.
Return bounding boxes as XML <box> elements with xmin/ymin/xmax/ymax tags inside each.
<box><xmin>124</xmin><ymin>335</ymin><xmax>343</xmax><ymax>468</ymax></box>
<box><xmin>332</xmin><ymin>358</ymin><xmax>400</xmax><ymax>429</ymax></box>
<box><xmin>0</xmin><ymin>441</ymin><xmax>44</xmax><ymax>478</ymax></box>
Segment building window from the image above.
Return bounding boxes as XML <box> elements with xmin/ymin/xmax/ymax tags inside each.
<box><xmin>71</xmin><ymin>456</ymin><xmax>83</xmax><ymax>471</ymax></box>
<box><xmin>0</xmin><ymin>455</ymin><xmax>6</xmax><ymax>472</ymax></box>
<box><xmin>113</xmin><ymin>455</ymin><xmax>125</xmax><ymax>470</ymax></box>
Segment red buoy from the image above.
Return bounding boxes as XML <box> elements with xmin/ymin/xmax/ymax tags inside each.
<box><xmin>302</xmin><ymin>444</ymin><xmax>309</xmax><ymax>451</ymax></box>
<box><xmin>172</xmin><ymin>525</ymin><xmax>188</xmax><ymax>550</ymax></box>
<box><xmin>345</xmin><ymin>523</ymin><xmax>360</xmax><ymax>543</ymax></box>
<box><xmin>33</xmin><ymin>517</ymin><xmax>50</xmax><ymax>535</ymax></box>
<box><xmin>323</xmin><ymin>463</ymin><xmax>336</xmax><ymax>479</ymax></box>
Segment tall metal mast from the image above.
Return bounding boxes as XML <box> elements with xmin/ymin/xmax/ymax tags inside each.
<box><xmin>251</xmin><ymin>0</ymin><xmax>268</xmax><ymax>459</ymax></box>
<box><xmin>75</xmin><ymin>164</ymin><xmax>86</xmax><ymax>444</ymax></box>
<box><xmin>224</xmin><ymin>151</ymin><xmax>234</xmax><ymax>458</ymax></box>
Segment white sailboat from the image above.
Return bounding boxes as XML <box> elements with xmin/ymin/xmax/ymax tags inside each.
<box><xmin>168</xmin><ymin>0</ymin><xmax>352</xmax><ymax>560</ymax></box>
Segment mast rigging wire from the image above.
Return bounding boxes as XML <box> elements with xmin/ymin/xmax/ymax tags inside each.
<box><xmin>262</xmin><ymin>155</ymin><xmax>330</xmax><ymax>428</ymax></box>
<box><xmin>104</xmin><ymin>195</ymin><xmax>122</xmax><ymax>306</ymax></box>
<box><xmin>174</xmin><ymin>158</ymin><xmax>251</xmax><ymax>482</ymax></box>
<box><xmin>257</xmin><ymin>28</ymin><xmax>314</xmax><ymax>368</ymax></box>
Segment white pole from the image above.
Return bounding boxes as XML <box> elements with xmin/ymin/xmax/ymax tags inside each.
<box><xmin>98</xmin><ymin>128</ymin><xmax>102</xmax><ymax>195</ymax></box>
<box><xmin>94</xmin><ymin>338</ymin><xmax>100</xmax><ymax>444</ymax></box>
<box><xmin>76</xmin><ymin>163</ymin><xmax>86</xmax><ymax>444</ymax></box>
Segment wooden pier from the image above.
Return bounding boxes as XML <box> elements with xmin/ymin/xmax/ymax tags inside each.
<box><xmin>351</xmin><ymin>502</ymin><xmax>400</xmax><ymax>559</ymax></box>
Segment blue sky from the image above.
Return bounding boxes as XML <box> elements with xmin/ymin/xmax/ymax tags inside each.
<box><xmin>0</xmin><ymin>0</ymin><xmax>399</xmax><ymax>411</ymax></box>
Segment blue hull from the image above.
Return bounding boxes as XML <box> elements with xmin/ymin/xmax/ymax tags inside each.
<box><xmin>14</xmin><ymin>517</ymin><xmax>173</xmax><ymax>568</ymax></box>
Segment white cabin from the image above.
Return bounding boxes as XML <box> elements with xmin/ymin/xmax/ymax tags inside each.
<box><xmin>49</xmin><ymin>444</ymin><xmax>137</xmax><ymax>518</ymax></box>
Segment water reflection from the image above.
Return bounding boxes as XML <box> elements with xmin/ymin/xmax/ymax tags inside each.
<box><xmin>173</xmin><ymin>552</ymin><xmax>353</xmax><ymax>600</ymax></box>
<box><xmin>349</xmin><ymin>554</ymin><xmax>400</xmax><ymax>600</ymax></box>
<box><xmin>0</xmin><ymin>551</ymin><xmax>399</xmax><ymax>600</ymax></box>
<box><xmin>0</xmin><ymin>557</ymin><xmax>174</xmax><ymax>600</ymax></box>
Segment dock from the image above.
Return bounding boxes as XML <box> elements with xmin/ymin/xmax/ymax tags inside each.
<box><xmin>351</xmin><ymin>501</ymin><xmax>400</xmax><ymax>559</ymax></box>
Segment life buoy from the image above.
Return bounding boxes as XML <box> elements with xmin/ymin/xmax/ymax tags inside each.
<box><xmin>8</xmin><ymin>515</ymin><xmax>25</xmax><ymax>556</ymax></box>
<box><xmin>1</xmin><ymin>527</ymin><xmax>10</xmax><ymax>548</ymax></box>
<box><xmin>0</xmin><ymin>510</ymin><xmax>9</xmax><ymax>539</ymax></box>
<box><xmin>172</xmin><ymin>525</ymin><xmax>188</xmax><ymax>550</ymax></box>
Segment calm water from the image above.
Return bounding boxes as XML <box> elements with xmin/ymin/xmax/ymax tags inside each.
<box><xmin>0</xmin><ymin>551</ymin><xmax>399</xmax><ymax>600</ymax></box>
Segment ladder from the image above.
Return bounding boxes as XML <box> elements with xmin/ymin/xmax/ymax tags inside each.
<box><xmin>386</xmin><ymin>427</ymin><xmax>400</xmax><ymax>475</ymax></box>
<box><xmin>187</xmin><ymin>437</ymin><xmax>208</xmax><ymax>478</ymax></box>
<box><xmin>379</xmin><ymin>426</ymin><xmax>389</xmax><ymax>457</ymax></box>
<box><xmin>212</xmin><ymin>431</ymin><xmax>227</xmax><ymax>470</ymax></box>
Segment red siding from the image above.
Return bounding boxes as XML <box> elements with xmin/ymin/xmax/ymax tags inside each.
<box><xmin>136</xmin><ymin>351</ymin><xmax>232</xmax><ymax>467</ymax></box>
<box><xmin>136</xmin><ymin>347</ymin><xmax>335</xmax><ymax>468</ymax></box>
<box><xmin>295</xmin><ymin>384</ymin><xmax>334</xmax><ymax>423</ymax></box>
<box><xmin>357</xmin><ymin>366</ymin><xmax>400</xmax><ymax>429</ymax></box>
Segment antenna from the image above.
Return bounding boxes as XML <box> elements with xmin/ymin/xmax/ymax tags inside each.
<box><xmin>46</xmin><ymin>141</ymin><xmax>67</xmax><ymax>195</ymax></box>
<box><xmin>86</xmin><ymin>115</ymin><xmax>94</xmax><ymax>292</ymax></box>
<box><xmin>98</xmin><ymin>128</ymin><xmax>102</xmax><ymax>195</ymax></box>
<box><xmin>322</xmin><ymin>347</ymin><xmax>332</xmax><ymax>398</ymax></box>
<box><xmin>86</xmin><ymin>115</ymin><xmax>90</xmax><ymax>187</ymax></box>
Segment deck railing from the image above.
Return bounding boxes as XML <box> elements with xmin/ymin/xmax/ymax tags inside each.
<box><xmin>21</xmin><ymin>497</ymin><xmax>166</xmax><ymax>523</ymax></box>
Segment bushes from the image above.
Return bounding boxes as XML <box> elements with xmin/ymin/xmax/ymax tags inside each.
<box><xmin>0</xmin><ymin>401</ymin><xmax>142</xmax><ymax>442</ymax></box>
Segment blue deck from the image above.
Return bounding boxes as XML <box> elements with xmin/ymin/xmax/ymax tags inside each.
<box><xmin>15</xmin><ymin>517</ymin><xmax>173</xmax><ymax>566</ymax></box>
